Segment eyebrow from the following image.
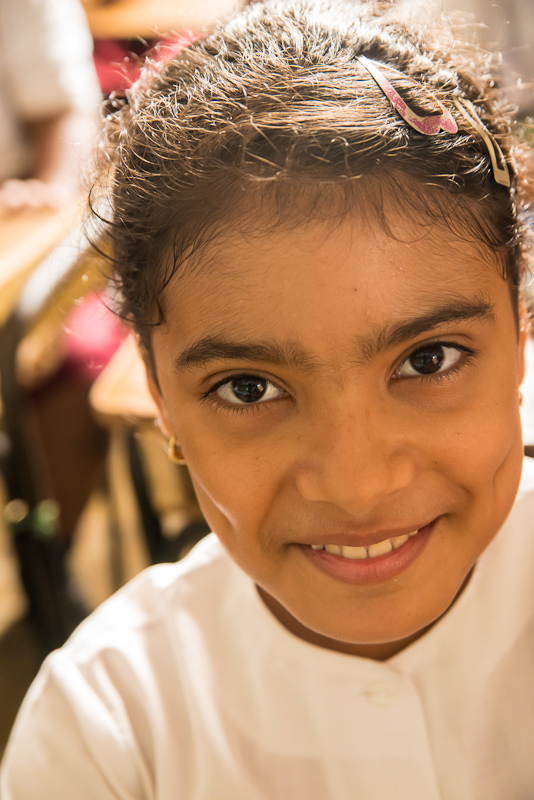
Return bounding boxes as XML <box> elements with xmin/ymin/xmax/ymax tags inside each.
<box><xmin>174</xmin><ymin>296</ymin><xmax>495</xmax><ymax>371</ymax></box>
<box><xmin>358</xmin><ymin>295</ymin><xmax>495</xmax><ymax>362</ymax></box>
<box><xmin>175</xmin><ymin>338</ymin><xmax>317</xmax><ymax>371</ymax></box>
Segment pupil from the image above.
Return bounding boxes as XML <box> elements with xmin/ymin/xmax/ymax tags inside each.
<box><xmin>232</xmin><ymin>377</ymin><xmax>266</xmax><ymax>402</ymax></box>
<box><xmin>410</xmin><ymin>344</ymin><xmax>444</xmax><ymax>374</ymax></box>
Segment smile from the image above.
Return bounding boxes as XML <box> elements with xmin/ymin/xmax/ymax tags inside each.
<box><xmin>302</xmin><ymin>521</ymin><xmax>436</xmax><ymax>585</ymax></box>
<box><xmin>310</xmin><ymin>530</ymin><xmax>419</xmax><ymax>559</ymax></box>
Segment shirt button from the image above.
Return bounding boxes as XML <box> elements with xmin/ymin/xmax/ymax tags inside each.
<box><xmin>365</xmin><ymin>681</ymin><xmax>396</xmax><ymax>707</ymax></box>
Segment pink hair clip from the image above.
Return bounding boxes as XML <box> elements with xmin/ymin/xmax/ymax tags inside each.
<box><xmin>357</xmin><ymin>55</ymin><xmax>510</xmax><ymax>187</ymax></box>
<box><xmin>357</xmin><ymin>55</ymin><xmax>458</xmax><ymax>135</ymax></box>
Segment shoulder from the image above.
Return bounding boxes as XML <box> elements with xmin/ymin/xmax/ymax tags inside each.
<box><xmin>0</xmin><ymin>536</ymin><xmax>238</xmax><ymax>798</ymax></box>
<box><xmin>503</xmin><ymin>455</ymin><xmax>534</xmax><ymax>535</ymax></box>
<box><xmin>517</xmin><ymin>455</ymin><xmax>534</xmax><ymax>498</ymax></box>
<box><xmin>63</xmin><ymin>533</ymin><xmax>233</xmax><ymax>660</ymax></box>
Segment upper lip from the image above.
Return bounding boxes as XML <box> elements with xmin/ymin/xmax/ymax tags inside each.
<box><xmin>301</xmin><ymin>520</ymin><xmax>436</xmax><ymax>549</ymax></box>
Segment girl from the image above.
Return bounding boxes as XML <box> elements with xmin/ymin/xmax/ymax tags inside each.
<box><xmin>2</xmin><ymin>1</ymin><xmax>533</xmax><ymax>797</ymax></box>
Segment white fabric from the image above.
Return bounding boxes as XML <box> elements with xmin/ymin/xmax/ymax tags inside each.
<box><xmin>0</xmin><ymin>0</ymin><xmax>101</xmax><ymax>181</ymax></box>
<box><xmin>2</xmin><ymin>458</ymin><xmax>534</xmax><ymax>799</ymax></box>
<box><xmin>521</xmin><ymin>337</ymin><xmax>534</xmax><ymax>446</ymax></box>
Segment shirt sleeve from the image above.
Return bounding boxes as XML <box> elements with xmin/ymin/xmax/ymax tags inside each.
<box><xmin>0</xmin><ymin>649</ymin><xmax>150</xmax><ymax>800</ymax></box>
<box><xmin>0</xmin><ymin>0</ymin><xmax>101</xmax><ymax>120</ymax></box>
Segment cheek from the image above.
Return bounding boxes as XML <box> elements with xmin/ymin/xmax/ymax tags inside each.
<box><xmin>425</xmin><ymin>379</ymin><xmax>524</xmax><ymax>533</ymax></box>
<box><xmin>186</xmin><ymin>445</ymin><xmax>278</xmax><ymax>538</ymax></box>
<box><xmin>173</xmin><ymin>403</ymin><xmax>297</xmax><ymax>539</ymax></box>
<box><xmin>422</xmin><ymin>351</ymin><xmax>522</xmax><ymax>472</ymax></box>
<box><xmin>189</xmin><ymin>458</ymin><xmax>289</xmax><ymax>587</ymax></box>
<box><xmin>155</xmin><ymin>374</ymin><xmax>277</xmax><ymax>541</ymax></box>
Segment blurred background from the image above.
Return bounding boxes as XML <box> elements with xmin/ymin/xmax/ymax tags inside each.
<box><xmin>0</xmin><ymin>0</ymin><xmax>533</xmax><ymax>758</ymax></box>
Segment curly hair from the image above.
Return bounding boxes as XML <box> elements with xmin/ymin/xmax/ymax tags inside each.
<box><xmin>91</xmin><ymin>0</ymin><xmax>533</xmax><ymax>356</ymax></box>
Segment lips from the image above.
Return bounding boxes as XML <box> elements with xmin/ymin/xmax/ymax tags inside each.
<box><xmin>310</xmin><ymin>530</ymin><xmax>420</xmax><ymax>559</ymax></box>
<box><xmin>301</xmin><ymin>521</ymin><xmax>436</xmax><ymax>584</ymax></box>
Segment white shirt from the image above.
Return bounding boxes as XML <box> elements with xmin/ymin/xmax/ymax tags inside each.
<box><xmin>2</xmin><ymin>458</ymin><xmax>534</xmax><ymax>799</ymax></box>
<box><xmin>0</xmin><ymin>0</ymin><xmax>101</xmax><ymax>182</ymax></box>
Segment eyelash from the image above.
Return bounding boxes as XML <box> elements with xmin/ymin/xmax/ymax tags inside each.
<box><xmin>200</xmin><ymin>373</ymin><xmax>288</xmax><ymax>416</ymax></box>
<box><xmin>392</xmin><ymin>340</ymin><xmax>477</xmax><ymax>384</ymax></box>
<box><xmin>201</xmin><ymin>341</ymin><xmax>477</xmax><ymax>414</ymax></box>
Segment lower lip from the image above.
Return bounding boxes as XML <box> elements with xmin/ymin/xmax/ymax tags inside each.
<box><xmin>300</xmin><ymin>522</ymin><xmax>436</xmax><ymax>585</ymax></box>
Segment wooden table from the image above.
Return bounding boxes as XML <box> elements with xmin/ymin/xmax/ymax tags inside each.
<box><xmin>0</xmin><ymin>202</ymin><xmax>85</xmax><ymax>327</ymax></box>
<box><xmin>90</xmin><ymin>333</ymin><xmax>158</xmax><ymax>426</ymax></box>
<box><xmin>83</xmin><ymin>0</ymin><xmax>237</xmax><ymax>39</ymax></box>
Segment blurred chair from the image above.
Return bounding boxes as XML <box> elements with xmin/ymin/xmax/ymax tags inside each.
<box><xmin>89</xmin><ymin>334</ymin><xmax>210</xmax><ymax>585</ymax></box>
<box><xmin>0</xmin><ymin>222</ymin><xmax>208</xmax><ymax>652</ymax></box>
<box><xmin>0</xmin><ymin>220</ymin><xmax>105</xmax><ymax>649</ymax></box>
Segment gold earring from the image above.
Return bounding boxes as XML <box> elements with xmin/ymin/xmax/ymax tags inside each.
<box><xmin>167</xmin><ymin>437</ymin><xmax>186</xmax><ymax>464</ymax></box>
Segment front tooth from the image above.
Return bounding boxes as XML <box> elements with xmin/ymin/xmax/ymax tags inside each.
<box><xmin>339</xmin><ymin>545</ymin><xmax>368</xmax><ymax>560</ymax></box>
<box><xmin>367</xmin><ymin>539</ymin><xmax>393</xmax><ymax>558</ymax></box>
<box><xmin>324</xmin><ymin>544</ymin><xmax>343</xmax><ymax>555</ymax></box>
<box><xmin>391</xmin><ymin>534</ymin><xmax>409</xmax><ymax>550</ymax></box>
<box><xmin>311</xmin><ymin>544</ymin><xmax>324</xmax><ymax>550</ymax></box>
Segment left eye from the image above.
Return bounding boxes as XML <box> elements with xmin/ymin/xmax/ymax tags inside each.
<box><xmin>396</xmin><ymin>343</ymin><xmax>463</xmax><ymax>378</ymax></box>
<box><xmin>214</xmin><ymin>375</ymin><xmax>285</xmax><ymax>405</ymax></box>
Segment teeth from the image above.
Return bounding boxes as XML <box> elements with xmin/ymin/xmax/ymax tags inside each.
<box><xmin>314</xmin><ymin>530</ymin><xmax>419</xmax><ymax>560</ymax></box>
<box><xmin>327</xmin><ymin>544</ymin><xmax>343</xmax><ymax>556</ymax></box>
<box><xmin>391</xmin><ymin>534</ymin><xmax>409</xmax><ymax>549</ymax></box>
<box><xmin>367</xmin><ymin>539</ymin><xmax>393</xmax><ymax>558</ymax></box>
<box><xmin>334</xmin><ymin>545</ymin><xmax>368</xmax><ymax>559</ymax></box>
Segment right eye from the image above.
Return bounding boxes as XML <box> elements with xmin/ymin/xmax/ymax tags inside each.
<box><xmin>395</xmin><ymin>342</ymin><xmax>469</xmax><ymax>379</ymax></box>
<box><xmin>213</xmin><ymin>375</ymin><xmax>285</xmax><ymax>406</ymax></box>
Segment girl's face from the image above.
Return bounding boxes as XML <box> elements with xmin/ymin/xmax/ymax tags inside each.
<box><xmin>149</xmin><ymin>207</ymin><xmax>526</xmax><ymax>659</ymax></box>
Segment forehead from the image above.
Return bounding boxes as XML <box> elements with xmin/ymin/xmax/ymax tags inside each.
<box><xmin>159</xmin><ymin>206</ymin><xmax>511</xmax><ymax>344</ymax></box>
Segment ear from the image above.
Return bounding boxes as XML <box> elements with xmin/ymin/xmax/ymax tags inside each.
<box><xmin>517</xmin><ymin>302</ymin><xmax>530</xmax><ymax>386</ymax></box>
<box><xmin>146</xmin><ymin>368</ymin><xmax>175</xmax><ymax>439</ymax></box>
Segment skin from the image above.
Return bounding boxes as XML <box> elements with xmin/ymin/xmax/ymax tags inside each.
<box><xmin>147</xmin><ymin>205</ymin><xmax>527</xmax><ymax>660</ymax></box>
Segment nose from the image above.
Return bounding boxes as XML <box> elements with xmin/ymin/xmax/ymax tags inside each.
<box><xmin>295</xmin><ymin>401</ymin><xmax>417</xmax><ymax>516</ymax></box>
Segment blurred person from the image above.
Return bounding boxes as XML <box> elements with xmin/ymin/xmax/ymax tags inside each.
<box><xmin>0</xmin><ymin>0</ymin><xmax>101</xmax><ymax>214</ymax></box>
